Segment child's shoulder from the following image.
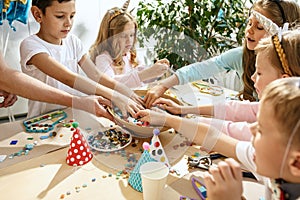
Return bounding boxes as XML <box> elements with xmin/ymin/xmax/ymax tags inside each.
<box><xmin>96</xmin><ymin>51</ymin><xmax>113</xmax><ymax>61</ymax></box>
<box><xmin>22</xmin><ymin>34</ymin><xmax>38</xmax><ymax>42</ymax></box>
<box><xmin>67</xmin><ymin>33</ymin><xmax>80</xmax><ymax>41</ymax></box>
<box><xmin>20</xmin><ymin>34</ymin><xmax>43</xmax><ymax>49</ymax></box>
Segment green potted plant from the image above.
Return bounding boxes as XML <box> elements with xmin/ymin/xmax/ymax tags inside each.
<box><xmin>136</xmin><ymin>0</ymin><xmax>251</xmax><ymax>69</ymax></box>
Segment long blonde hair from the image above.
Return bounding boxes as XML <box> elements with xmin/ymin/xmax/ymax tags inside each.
<box><xmin>238</xmin><ymin>0</ymin><xmax>300</xmax><ymax>101</ymax></box>
<box><xmin>89</xmin><ymin>6</ymin><xmax>139</xmax><ymax>74</ymax></box>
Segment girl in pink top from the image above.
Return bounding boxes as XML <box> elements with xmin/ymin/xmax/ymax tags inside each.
<box><xmin>89</xmin><ymin>1</ymin><xmax>169</xmax><ymax>88</ymax></box>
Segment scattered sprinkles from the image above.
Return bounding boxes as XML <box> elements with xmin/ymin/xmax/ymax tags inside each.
<box><xmin>58</xmin><ymin>173</ymin><xmax>125</xmax><ymax>199</ymax></box>
<box><xmin>8</xmin><ymin>143</ymin><xmax>36</xmax><ymax>159</ymax></box>
<box><xmin>9</xmin><ymin>140</ymin><xmax>18</xmax><ymax>145</ymax></box>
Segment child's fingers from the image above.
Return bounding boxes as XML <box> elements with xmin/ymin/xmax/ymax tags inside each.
<box><xmin>208</xmin><ymin>166</ymin><xmax>224</xmax><ymax>183</ymax></box>
<box><xmin>3</xmin><ymin>94</ymin><xmax>17</xmax><ymax>107</ymax></box>
<box><xmin>101</xmin><ymin>109</ymin><xmax>114</xmax><ymax>121</ymax></box>
<box><xmin>224</xmin><ymin>158</ymin><xmax>243</xmax><ymax>181</ymax></box>
<box><xmin>131</xmin><ymin>94</ymin><xmax>145</xmax><ymax>107</ymax></box>
<box><xmin>157</xmin><ymin>58</ymin><xmax>170</xmax><ymax>66</ymax></box>
<box><xmin>97</xmin><ymin>96</ymin><xmax>112</xmax><ymax>107</ymax></box>
<box><xmin>153</xmin><ymin>98</ymin><xmax>173</xmax><ymax>106</ymax></box>
<box><xmin>144</xmin><ymin>92</ymin><xmax>156</xmax><ymax>108</ymax></box>
<box><xmin>203</xmin><ymin>171</ymin><xmax>215</xmax><ymax>187</ymax></box>
<box><xmin>135</xmin><ymin>109</ymin><xmax>149</xmax><ymax>119</ymax></box>
<box><xmin>216</xmin><ymin>160</ymin><xmax>236</xmax><ymax>181</ymax></box>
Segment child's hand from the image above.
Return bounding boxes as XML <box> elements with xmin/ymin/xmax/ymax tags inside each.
<box><xmin>112</xmin><ymin>93</ymin><xmax>144</xmax><ymax>118</ymax></box>
<box><xmin>153</xmin><ymin>97</ymin><xmax>183</xmax><ymax>115</ymax></box>
<box><xmin>135</xmin><ymin>109</ymin><xmax>169</xmax><ymax>127</ymax></box>
<box><xmin>138</xmin><ymin>59</ymin><xmax>170</xmax><ymax>81</ymax></box>
<box><xmin>0</xmin><ymin>90</ymin><xmax>18</xmax><ymax>108</ymax></box>
<box><xmin>203</xmin><ymin>158</ymin><xmax>243</xmax><ymax>200</ymax></box>
<box><xmin>149</xmin><ymin>61</ymin><xmax>169</xmax><ymax>78</ymax></box>
<box><xmin>144</xmin><ymin>85</ymin><xmax>168</xmax><ymax>108</ymax></box>
<box><xmin>130</xmin><ymin>92</ymin><xmax>145</xmax><ymax>107</ymax></box>
<box><xmin>73</xmin><ymin>95</ymin><xmax>114</xmax><ymax>121</ymax></box>
<box><xmin>155</xmin><ymin>58</ymin><xmax>170</xmax><ymax>66</ymax></box>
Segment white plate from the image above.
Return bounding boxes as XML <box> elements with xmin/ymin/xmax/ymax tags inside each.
<box><xmin>86</xmin><ymin>126</ymin><xmax>132</xmax><ymax>152</ymax></box>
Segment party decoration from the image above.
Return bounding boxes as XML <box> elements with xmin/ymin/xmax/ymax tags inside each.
<box><xmin>0</xmin><ymin>0</ymin><xmax>31</xmax><ymax>30</ymax></box>
<box><xmin>251</xmin><ymin>10</ymin><xmax>289</xmax><ymax>41</ymax></box>
<box><xmin>128</xmin><ymin>142</ymin><xmax>156</xmax><ymax>192</ymax></box>
<box><xmin>148</xmin><ymin>128</ymin><xmax>170</xmax><ymax>167</ymax></box>
<box><xmin>66</xmin><ymin>122</ymin><xmax>93</xmax><ymax>166</ymax></box>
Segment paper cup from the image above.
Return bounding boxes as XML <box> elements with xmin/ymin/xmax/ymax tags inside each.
<box><xmin>140</xmin><ymin>162</ymin><xmax>169</xmax><ymax>200</ymax></box>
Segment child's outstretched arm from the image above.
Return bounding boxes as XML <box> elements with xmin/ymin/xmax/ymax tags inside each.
<box><xmin>79</xmin><ymin>55</ymin><xmax>144</xmax><ymax>105</ymax></box>
<box><xmin>152</xmin><ymin>97</ymin><xmax>213</xmax><ymax>115</ymax></box>
<box><xmin>0</xmin><ymin>53</ymin><xmax>113</xmax><ymax>119</ymax></box>
<box><xmin>29</xmin><ymin>53</ymin><xmax>142</xmax><ymax>116</ymax></box>
<box><xmin>135</xmin><ymin>109</ymin><xmax>238</xmax><ymax>159</ymax></box>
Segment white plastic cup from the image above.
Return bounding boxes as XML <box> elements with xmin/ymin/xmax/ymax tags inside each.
<box><xmin>140</xmin><ymin>162</ymin><xmax>169</xmax><ymax>200</ymax></box>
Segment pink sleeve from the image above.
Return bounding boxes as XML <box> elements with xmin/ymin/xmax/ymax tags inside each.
<box><xmin>215</xmin><ymin>101</ymin><xmax>259</xmax><ymax>123</ymax></box>
<box><xmin>197</xmin><ymin>117</ymin><xmax>252</xmax><ymax>141</ymax></box>
<box><xmin>95</xmin><ymin>54</ymin><xmax>143</xmax><ymax>88</ymax></box>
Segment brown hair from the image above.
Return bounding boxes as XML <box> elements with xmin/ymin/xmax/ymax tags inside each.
<box><xmin>238</xmin><ymin>0</ymin><xmax>300</xmax><ymax>101</ymax></box>
<box><xmin>32</xmin><ymin>0</ymin><xmax>73</xmax><ymax>14</ymax></box>
<box><xmin>260</xmin><ymin>77</ymin><xmax>300</xmax><ymax>145</ymax></box>
<box><xmin>89</xmin><ymin>7</ymin><xmax>139</xmax><ymax>74</ymax></box>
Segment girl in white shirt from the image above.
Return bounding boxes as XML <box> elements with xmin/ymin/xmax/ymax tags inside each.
<box><xmin>89</xmin><ymin>2</ymin><xmax>169</xmax><ymax>89</ymax></box>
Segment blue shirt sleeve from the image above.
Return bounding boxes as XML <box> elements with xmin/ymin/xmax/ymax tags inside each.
<box><xmin>176</xmin><ymin>47</ymin><xmax>243</xmax><ymax>85</ymax></box>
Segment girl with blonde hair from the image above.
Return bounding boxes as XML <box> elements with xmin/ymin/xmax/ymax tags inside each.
<box><xmin>89</xmin><ymin>0</ymin><xmax>170</xmax><ymax>88</ymax></box>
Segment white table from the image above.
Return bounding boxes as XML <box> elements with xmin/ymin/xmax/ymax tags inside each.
<box><xmin>0</xmin><ymin>85</ymin><xmax>264</xmax><ymax>200</ymax></box>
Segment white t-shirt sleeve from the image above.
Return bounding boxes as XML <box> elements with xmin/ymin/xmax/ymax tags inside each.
<box><xmin>20</xmin><ymin>35</ymin><xmax>48</xmax><ymax>71</ymax></box>
<box><xmin>236</xmin><ymin>141</ymin><xmax>256</xmax><ymax>171</ymax></box>
<box><xmin>95</xmin><ymin>53</ymin><xmax>143</xmax><ymax>88</ymax></box>
<box><xmin>236</xmin><ymin>141</ymin><xmax>267</xmax><ymax>183</ymax></box>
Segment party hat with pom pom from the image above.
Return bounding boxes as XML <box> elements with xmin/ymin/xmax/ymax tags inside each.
<box><xmin>148</xmin><ymin>128</ymin><xmax>170</xmax><ymax>167</ymax></box>
<box><xmin>128</xmin><ymin>142</ymin><xmax>156</xmax><ymax>192</ymax></box>
<box><xmin>66</xmin><ymin>122</ymin><xmax>93</xmax><ymax>166</ymax></box>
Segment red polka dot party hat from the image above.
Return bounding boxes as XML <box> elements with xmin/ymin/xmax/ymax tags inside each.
<box><xmin>66</xmin><ymin>122</ymin><xmax>93</xmax><ymax>166</ymax></box>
